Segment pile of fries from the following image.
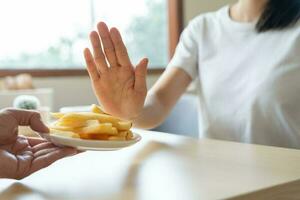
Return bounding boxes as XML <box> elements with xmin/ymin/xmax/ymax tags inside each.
<box><xmin>49</xmin><ymin>104</ymin><xmax>133</xmax><ymax>141</ymax></box>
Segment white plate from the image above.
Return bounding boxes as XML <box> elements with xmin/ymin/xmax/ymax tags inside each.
<box><xmin>41</xmin><ymin>132</ymin><xmax>141</xmax><ymax>151</ymax></box>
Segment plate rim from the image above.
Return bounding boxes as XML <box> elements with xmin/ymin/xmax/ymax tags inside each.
<box><xmin>42</xmin><ymin>132</ymin><xmax>142</xmax><ymax>151</ymax></box>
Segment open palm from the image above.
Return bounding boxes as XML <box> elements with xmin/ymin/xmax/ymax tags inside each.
<box><xmin>84</xmin><ymin>22</ymin><xmax>148</xmax><ymax>120</ymax></box>
<box><xmin>0</xmin><ymin>136</ymin><xmax>75</xmax><ymax>180</ymax></box>
<box><xmin>0</xmin><ymin>109</ymin><xmax>77</xmax><ymax>179</ymax></box>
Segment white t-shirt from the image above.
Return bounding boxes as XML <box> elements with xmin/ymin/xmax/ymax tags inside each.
<box><xmin>168</xmin><ymin>6</ymin><xmax>300</xmax><ymax>149</ymax></box>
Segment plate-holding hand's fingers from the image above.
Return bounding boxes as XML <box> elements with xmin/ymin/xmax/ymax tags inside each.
<box><xmin>97</xmin><ymin>22</ymin><xmax>118</xmax><ymax>67</ymax></box>
<box><xmin>27</xmin><ymin>137</ymin><xmax>48</xmax><ymax>147</ymax></box>
<box><xmin>84</xmin><ymin>48</ymin><xmax>100</xmax><ymax>81</ymax></box>
<box><xmin>134</xmin><ymin>58</ymin><xmax>149</xmax><ymax>92</ymax></box>
<box><xmin>110</xmin><ymin>27</ymin><xmax>132</xmax><ymax>67</ymax></box>
<box><xmin>89</xmin><ymin>31</ymin><xmax>108</xmax><ymax>73</ymax></box>
<box><xmin>31</xmin><ymin>141</ymin><xmax>55</xmax><ymax>152</ymax></box>
<box><xmin>6</xmin><ymin>109</ymin><xmax>49</xmax><ymax>133</ymax></box>
<box><xmin>33</xmin><ymin>147</ymin><xmax>60</xmax><ymax>158</ymax></box>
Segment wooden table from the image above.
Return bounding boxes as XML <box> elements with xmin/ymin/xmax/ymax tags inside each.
<box><xmin>1</xmin><ymin>129</ymin><xmax>300</xmax><ymax>200</ymax></box>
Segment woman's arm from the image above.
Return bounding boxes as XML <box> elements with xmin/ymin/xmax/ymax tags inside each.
<box><xmin>133</xmin><ymin>67</ymin><xmax>192</xmax><ymax>129</ymax></box>
<box><xmin>84</xmin><ymin>21</ymin><xmax>192</xmax><ymax>128</ymax></box>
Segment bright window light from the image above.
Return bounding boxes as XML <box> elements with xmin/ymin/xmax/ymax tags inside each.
<box><xmin>0</xmin><ymin>0</ymin><xmax>168</xmax><ymax>69</ymax></box>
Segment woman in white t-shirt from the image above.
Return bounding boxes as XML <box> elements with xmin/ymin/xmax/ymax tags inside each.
<box><xmin>83</xmin><ymin>0</ymin><xmax>300</xmax><ymax>149</ymax></box>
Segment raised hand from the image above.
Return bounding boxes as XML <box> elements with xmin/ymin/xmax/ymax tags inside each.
<box><xmin>0</xmin><ymin>109</ymin><xmax>77</xmax><ymax>179</ymax></box>
<box><xmin>84</xmin><ymin>22</ymin><xmax>148</xmax><ymax>120</ymax></box>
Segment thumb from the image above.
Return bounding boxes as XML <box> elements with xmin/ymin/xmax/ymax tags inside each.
<box><xmin>29</xmin><ymin>112</ymin><xmax>49</xmax><ymax>133</ymax></box>
<box><xmin>134</xmin><ymin>58</ymin><xmax>148</xmax><ymax>92</ymax></box>
<box><xmin>5</xmin><ymin>109</ymin><xmax>49</xmax><ymax>133</ymax></box>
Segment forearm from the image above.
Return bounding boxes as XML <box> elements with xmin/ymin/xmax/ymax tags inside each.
<box><xmin>133</xmin><ymin>92</ymin><xmax>170</xmax><ymax>129</ymax></box>
<box><xmin>133</xmin><ymin>68</ymin><xmax>192</xmax><ymax>129</ymax></box>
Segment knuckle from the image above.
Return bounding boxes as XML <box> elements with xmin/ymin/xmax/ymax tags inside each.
<box><xmin>95</xmin><ymin>55</ymin><xmax>104</xmax><ymax>62</ymax></box>
<box><xmin>92</xmin><ymin>43</ymin><xmax>102</xmax><ymax>49</ymax></box>
<box><xmin>115</xmin><ymin>40</ymin><xmax>124</xmax><ymax>49</ymax></box>
<box><xmin>1</xmin><ymin>108</ymin><xmax>14</xmax><ymax>113</ymax></box>
<box><xmin>31</xmin><ymin>111</ymin><xmax>42</xmax><ymax>119</ymax></box>
<box><xmin>104</xmin><ymin>46</ymin><xmax>115</xmax><ymax>53</ymax></box>
<box><xmin>116</xmin><ymin>48</ymin><xmax>128</xmax><ymax>57</ymax></box>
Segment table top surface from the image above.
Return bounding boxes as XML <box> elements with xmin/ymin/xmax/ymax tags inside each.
<box><xmin>1</xmin><ymin>129</ymin><xmax>300</xmax><ymax>200</ymax></box>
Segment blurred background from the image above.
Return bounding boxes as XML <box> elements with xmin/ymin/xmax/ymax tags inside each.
<box><xmin>0</xmin><ymin>0</ymin><xmax>235</xmax><ymax>137</ymax></box>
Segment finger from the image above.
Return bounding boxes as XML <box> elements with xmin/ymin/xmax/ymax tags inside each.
<box><xmin>134</xmin><ymin>58</ymin><xmax>149</xmax><ymax>92</ymax></box>
<box><xmin>10</xmin><ymin>136</ymin><xmax>32</xmax><ymax>153</ymax></box>
<box><xmin>27</xmin><ymin>137</ymin><xmax>48</xmax><ymax>146</ymax></box>
<box><xmin>97</xmin><ymin>22</ymin><xmax>118</xmax><ymax>67</ymax></box>
<box><xmin>29</xmin><ymin>148</ymin><xmax>77</xmax><ymax>175</ymax></box>
<box><xmin>110</xmin><ymin>27</ymin><xmax>131</xmax><ymax>67</ymax></box>
<box><xmin>2</xmin><ymin>109</ymin><xmax>49</xmax><ymax>133</ymax></box>
<box><xmin>32</xmin><ymin>142</ymin><xmax>55</xmax><ymax>153</ymax></box>
<box><xmin>34</xmin><ymin>147</ymin><xmax>60</xmax><ymax>157</ymax></box>
<box><xmin>89</xmin><ymin>31</ymin><xmax>109</xmax><ymax>73</ymax></box>
<box><xmin>84</xmin><ymin>48</ymin><xmax>100</xmax><ymax>81</ymax></box>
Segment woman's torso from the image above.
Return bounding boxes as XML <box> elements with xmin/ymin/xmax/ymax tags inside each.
<box><xmin>193</xmin><ymin>6</ymin><xmax>300</xmax><ymax>148</ymax></box>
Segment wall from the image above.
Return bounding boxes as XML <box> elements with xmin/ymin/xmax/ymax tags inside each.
<box><xmin>183</xmin><ymin>0</ymin><xmax>236</xmax><ymax>25</ymax></box>
<box><xmin>1</xmin><ymin>0</ymin><xmax>236</xmax><ymax>111</ymax></box>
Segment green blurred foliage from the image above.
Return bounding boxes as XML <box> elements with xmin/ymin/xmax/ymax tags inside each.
<box><xmin>125</xmin><ymin>0</ymin><xmax>168</xmax><ymax>68</ymax></box>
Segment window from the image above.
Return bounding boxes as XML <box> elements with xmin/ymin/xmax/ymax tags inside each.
<box><xmin>0</xmin><ymin>0</ymin><xmax>182</xmax><ymax>76</ymax></box>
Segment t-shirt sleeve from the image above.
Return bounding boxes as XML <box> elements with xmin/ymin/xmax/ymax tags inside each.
<box><xmin>167</xmin><ymin>20</ymin><xmax>199</xmax><ymax>80</ymax></box>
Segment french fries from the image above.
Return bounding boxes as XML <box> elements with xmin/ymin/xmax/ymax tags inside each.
<box><xmin>49</xmin><ymin>105</ymin><xmax>133</xmax><ymax>141</ymax></box>
<box><xmin>51</xmin><ymin>112</ymin><xmax>65</xmax><ymax>119</ymax></box>
<box><xmin>75</xmin><ymin>123</ymin><xmax>118</xmax><ymax>135</ymax></box>
<box><xmin>91</xmin><ymin>104</ymin><xmax>105</xmax><ymax>114</ymax></box>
